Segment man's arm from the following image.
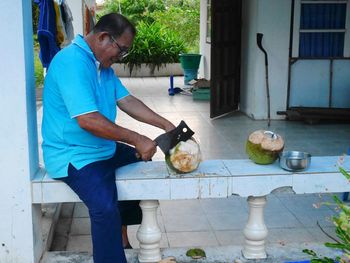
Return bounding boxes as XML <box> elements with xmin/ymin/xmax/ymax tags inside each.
<box><xmin>117</xmin><ymin>95</ymin><xmax>176</xmax><ymax>132</ymax></box>
<box><xmin>76</xmin><ymin>112</ymin><xmax>156</xmax><ymax>161</ymax></box>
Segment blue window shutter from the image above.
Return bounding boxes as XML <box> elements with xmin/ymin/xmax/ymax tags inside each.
<box><xmin>299</xmin><ymin>3</ymin><xmax>346</xmax><ymax>58</ymax></box>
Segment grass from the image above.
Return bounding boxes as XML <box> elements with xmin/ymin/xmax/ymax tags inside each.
<box><xmin>34</xmin><ymin>48</ymin><xmax>44</xmax><ymax>88</ymax></box>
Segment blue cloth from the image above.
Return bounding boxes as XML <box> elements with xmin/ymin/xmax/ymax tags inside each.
<box><xmin>60</xmin><ymin>143</ymin><xmax>142</xmax><ymax>263</ymax></box>
<box><xmin>42</xmin><ymin>35</ymin><xmax>130</xmax><ymax>178</ymax></box>
<box><xmin>35</xmin><ymin>0</ymin><xmax>60</xmax><ymax>68</ymax></box>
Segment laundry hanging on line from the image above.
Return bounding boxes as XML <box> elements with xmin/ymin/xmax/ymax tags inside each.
<box><xmin>35</xmin><ymin>0</ymin><xmax>74</xmax><ymax>68</ymax></box>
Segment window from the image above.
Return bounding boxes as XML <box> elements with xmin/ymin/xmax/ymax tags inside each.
<box><xmin>292</xmin><ymin>0</ymin><xmax>350</xmax><ymax>58</ymax></box>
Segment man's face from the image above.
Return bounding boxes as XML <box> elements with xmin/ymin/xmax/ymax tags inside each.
<box><xmin>98</xmin><ymin>31</ymin><xmax>134</xmax><ymax>68</ymax></box>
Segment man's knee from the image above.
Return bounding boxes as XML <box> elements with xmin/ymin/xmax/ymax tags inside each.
<box><xmin>89</xmin><ymin>200</ymin><xmax>119</xmax><ymax>220</ymax></box>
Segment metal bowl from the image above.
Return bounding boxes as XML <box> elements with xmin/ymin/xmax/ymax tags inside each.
<box><xmin>279</xmin><ymin>151</ymin><xmax>311</xmax><ymax>171</ymax></box>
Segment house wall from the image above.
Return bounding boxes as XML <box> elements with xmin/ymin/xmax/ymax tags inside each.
<box><xmin>241</xmin><ymin>0</ymin><xmax>291</xmax><ymax>120</ymax></box>
<box><xmin>66</xmin><ymin>0</ymin><xmax>84</xmax><ymax>35</ymax></box>
<box><xmin>199</xmin><ymin>0</ymin><xmax>292</xmax><ymax>119</ymax></box>
<box><xmin>199</xmin><ymin>0</ymin><xmax>211</xmax><ymax>79</ymax></box>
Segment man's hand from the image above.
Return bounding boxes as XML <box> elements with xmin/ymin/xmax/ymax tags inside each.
<box><xmin>134</xmin><ymin>134</ymin><xmax>157</xmax><ymax>161</ymax></box>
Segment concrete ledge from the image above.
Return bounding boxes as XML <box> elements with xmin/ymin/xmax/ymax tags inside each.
<box><xmin>112</xmin><ymin>63</ymin><xmax>183</xmax><ymax>77</ymax></box>
<box><xmin>32</xmin><ymin>157</ymin><xmax>350</xmax><ymax>204</ymax></box>
<box><xmin>41</xmin><ymin>243</ymin><xmax>342</xmax><ymax>263</ymax></box>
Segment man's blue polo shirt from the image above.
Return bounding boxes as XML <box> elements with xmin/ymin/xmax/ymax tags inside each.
<box><xmin>42</xmin><ymin>35</ymin><xmax>129</xmax><ymax>178</ymax></box>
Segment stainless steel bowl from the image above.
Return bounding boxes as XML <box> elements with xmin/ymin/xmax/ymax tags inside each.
<box><xmin>279</xmin><ymin>151</ymin><xmax>311</xmax><ymax>171</ymax></box>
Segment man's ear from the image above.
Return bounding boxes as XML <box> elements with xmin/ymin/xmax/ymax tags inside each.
<box><xmin>96</xmin><ymin>32</ymin><xmax>110</xmax><ymax>45</ymax></box>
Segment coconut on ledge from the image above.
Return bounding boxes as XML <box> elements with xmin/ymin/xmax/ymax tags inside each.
<box><xmin>246</xmin><ymin>130</ymin><xmax>284</xmax><ymax>164</ymax></box>
<box><xmin>165</xmin><ymin>139</ymin><xmax>202</xmax><ymax>173</ymax></box>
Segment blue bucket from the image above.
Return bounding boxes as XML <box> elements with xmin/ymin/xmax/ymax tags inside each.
<box><xmin>183</xmin><ymin>69</ymin><xmax>198</xmax><ymax>85</ymax></box>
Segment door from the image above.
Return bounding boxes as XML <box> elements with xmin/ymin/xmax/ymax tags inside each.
<box><xmin>210</xmin><ymin>0</ymin><xmax>242</xmax><ymax>118</ymax></box>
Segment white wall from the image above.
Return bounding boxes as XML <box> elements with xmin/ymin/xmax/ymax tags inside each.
<box><xmin>0</xmin><ymin>0</ymin><xmax>42</xmax><ymax>262</ymax></box>
<box><xmin>199</xmin><ymin>0</ymin><xmax>211</xmax><ymax>79</ymax></box>
<box><xmin>66</xmin><ymin>0</ymin><xmax>83</xmax><ymax>35</ymax></box>
<box><xmin>240</xmin><ymin>0</ymin><xmax>291</xmax><ymax>120</ymax></box>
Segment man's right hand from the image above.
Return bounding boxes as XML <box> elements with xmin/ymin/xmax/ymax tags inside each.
<box><xmin>134</xmin><ymin>134</ymin><xmax>157</xmax><ymax>161</ymax></box>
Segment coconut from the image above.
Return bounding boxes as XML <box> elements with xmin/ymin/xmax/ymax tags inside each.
<box><xmin>246</xmin><ymin>130</ymin><xmax>284</xmax><ymax>164</ymax></box>
<box><xmin>165</xmin><ymin>139</ymin><xmax>201</xmax><ymax>173</ymax></box>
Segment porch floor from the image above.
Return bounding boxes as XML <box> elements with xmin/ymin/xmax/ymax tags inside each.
<box><xmin>41</xmin><ymin>76</ymin><xmax>350</xmax><ymax>262</ymax></box>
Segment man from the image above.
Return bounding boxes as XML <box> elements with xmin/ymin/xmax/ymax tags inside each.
<box><xmin>42</xmin><ymin>13</ymin><xmax>175</xmax><ymax>263</ymax></box>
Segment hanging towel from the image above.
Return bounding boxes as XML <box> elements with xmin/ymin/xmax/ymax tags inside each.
<box><xmin>53</xmin><ymin>1</ymin><xmax>67</xmax><ymax>48</ymax></box>
<box><xmin>35</xmin><ymin>0</ymin><xmax>60</xmax><ymax>68</ymax></box>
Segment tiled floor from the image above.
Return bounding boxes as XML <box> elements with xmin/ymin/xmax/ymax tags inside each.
<box><xmin>49</xmin><ymin>76</ymin><xmax>350</xmax><ymax>253</ymax></box>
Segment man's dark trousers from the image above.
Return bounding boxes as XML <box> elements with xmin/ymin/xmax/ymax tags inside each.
<box><xmin>60</xmin><ymin>143</ymin><xmax>142</xmax><ymax>263</ymax></box>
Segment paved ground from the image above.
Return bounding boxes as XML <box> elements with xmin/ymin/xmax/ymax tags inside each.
<box><xmin>43</xmin><ymin>76</ymin><xmax>350</xmax><ymax>262</ymax></box>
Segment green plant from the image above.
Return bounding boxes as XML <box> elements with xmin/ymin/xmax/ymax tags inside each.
<box><xmin>99</xmin><ymin>0</ymin><xmax>165</xmax><ymax>25</ymax></box>
<box><xmin>303</xmin><ymin>167</ymin><xmax>350</xmax><ymax>263</ymax></box>
<box><xmin>32</xmin><ymin>34</ymin><xmax>44</xmax><ymax>88</ymax></box>
<box><xmin>122</xmin><ymin>21</ymin><xmax>187</xmax><ymax>74</ymax></box>
<box><xmin>150</xmin><ymin>2</ymin><xmax>200</xmax><ymax>53</ymax></box>
<box><xmin>97</xmin><ymin>0</ymin><xmax>200</xmax><ymax>53</ymax></box>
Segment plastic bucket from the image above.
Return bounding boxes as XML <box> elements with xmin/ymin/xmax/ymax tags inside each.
<box><xmin>183</xmin><ymin>69</ymin><xmax>198</xmax><ymax>85</ymax></box>
<box><xmin>179</xmin><ymin>54</ymin><xmax>202</xmax><ymax>70</ymax></box>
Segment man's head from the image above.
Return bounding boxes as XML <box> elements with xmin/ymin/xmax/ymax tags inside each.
<box><xmin>86</xmin><ymin>13</ymin><xmax>136</xmax><ymax>68</ymax></box>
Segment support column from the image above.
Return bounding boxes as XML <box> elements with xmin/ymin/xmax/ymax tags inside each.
<box><xmin>0</xmin><ymin>1</ymin><xmax>41</xmax><ymax>263</ymax></box>
<box><xmin>242</xmin><ymin>195</ymin><xmax>268</xmax><ymax>259</ymax></box>
<box><xmin>136</xmin><ymin>200</ymin><xmax>162</xmax><ymax>263</ymax></box>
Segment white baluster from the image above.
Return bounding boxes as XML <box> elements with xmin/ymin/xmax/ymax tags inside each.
<box><xmin>137</xmin><ymin>200</ymin><xmax>162</xmax><ymax>263</ymax></box>
<box><xmin>242</xmin><ymin>195</ymin><xmax>268</xmax><ymax>259</ymax></box>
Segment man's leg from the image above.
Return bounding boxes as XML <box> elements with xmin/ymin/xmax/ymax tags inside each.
<box><xmin>61</xmin><ymin>162</ymin><xmax>126</xmax><ymax>263</ymax></box>
<box><xmin>111</xmin><ymin>143</ymin><xmax>144</xmax><ymax>247</ymax></box>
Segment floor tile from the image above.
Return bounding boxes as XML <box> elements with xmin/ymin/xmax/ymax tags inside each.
<box><xmin>265</xmin><ymin>211</ymin><xmax>303</xmax><ymax>228</ymax></box>
<box><xmin>66</xmin><ymin>235</ymin><xmax>92</xmax><ymax>252</ymax></box>
<box><xmin>214</xmin><ymin>230</ymin><xmax>245</xmax><ymax>246</ymax></box>
<box><xmin>206</xmin><ymin>211</ymin><xmax>248</xmax><ymax>231</ymax></box>
<box><xmin>160</xmin><ymin>200</ymin><xmax>205</xmax><ymax>216</ymax></box>
<box><xmin>72</xmin><ymin>203</ymin><xmax>89</xmax><ymax>218</ymax></box>
<box><xmin>267</xmin><ymin>227</ymin><xmax>315</xmax><ymax>244</ymax></box>
<box><xmin>162</xmin><ymin>213</ymin><xmax>211</xmax><ymax>232</ymax></box>
<box><xmin>200</xmin><ymin>197</ymin><xmax>248</xmax><ymax>214</ymax></box>
<box><xmin>70</xmin><ymin>217</ymin><xmax>91</xmax><ymax>235</ymax></box>
<box><xmin>167</xmin><ymin>231</ymin><xmax>218</xmax><ymax>247</ymax></box>
<box><xmin>293</xmin><ymin>209</ymin><xmax>336</xmax><ymax>228</ymax></box>
<box><xmin>306</xmin><ymin>226</ymin><xmax>337</xmax><ymax>243</ymax></box>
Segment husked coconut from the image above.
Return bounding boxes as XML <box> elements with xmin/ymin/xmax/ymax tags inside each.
<box><xmin>246</xmin><ymin>130</ymin><xmax>284</xmax><ymax>164</ymax></box>
<box><xmin>166</xmin><ymin>139</ymin><xmax>201</xmax><ymax>173</ymax></box>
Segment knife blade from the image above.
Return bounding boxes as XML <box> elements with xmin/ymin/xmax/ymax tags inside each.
<box><xmin>154</xmin><ymin>120</ymin><xmax>195</xmax><ymax>155</ymax></box>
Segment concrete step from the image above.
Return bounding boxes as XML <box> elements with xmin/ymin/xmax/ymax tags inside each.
<box><xmin>41</xmin><ymin>243</ymin><xmax>341</xmax><ymax>263</ymax></box>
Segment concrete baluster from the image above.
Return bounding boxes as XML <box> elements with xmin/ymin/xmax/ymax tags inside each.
<box><xmin>137</xmin><ymin>200</ymin><xmax>162</xmax><ymax>263</ymax></box>
<box><xmin>242</xmin><ymin>195</ymin><xmax>268</xmax><ymax>259</ymax></box>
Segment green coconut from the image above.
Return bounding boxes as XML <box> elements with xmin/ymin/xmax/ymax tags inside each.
<box><xmin>246</xmin><ymin>130</ymin><xmax>284</xmax><ymax>164</ymax></box>
<box><xmin>165</xmin><ymin>139</ymin><xmax>201</xmax><ymax>174</ymax></box>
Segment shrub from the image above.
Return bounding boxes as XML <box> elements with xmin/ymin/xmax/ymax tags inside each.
<box><xmin>122</xmin><ymin>21</ymin><xmax>187</xmax><ymax>74</ymax></box>
<box><xmin>150</xmin><ymin>2</ymin><xmax>200</xmax><ymax>53</ymax></box>
<box><xmin>98</xmin><ymin>0</ymin><xmax>200</xmax><ymax>53</ymax></box>
<box><xmin>303</xmin><ymin>167</ymin><xmax>350</xmax><ymax>263</ymax></box>
<box><xmin>99</xmin><ymin>0</ymin><xmax>165</xmax><ymax>25</ymax></box>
